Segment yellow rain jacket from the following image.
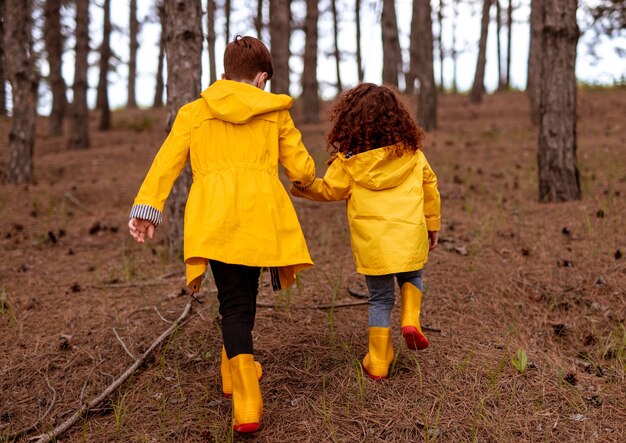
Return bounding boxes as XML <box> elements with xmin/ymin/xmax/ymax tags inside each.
<box><xmin>130</xmin><ymin>80</ymin><xmax>316</xmax><ymax>291</ymax></box>
<box><xmin>291</xmin><ymin>147</ymin><xmax>440</xmax><ymax>275</ymax></box>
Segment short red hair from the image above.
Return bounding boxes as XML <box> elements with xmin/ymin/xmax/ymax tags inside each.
<box><xmin>223</xmin><ymin>35</ymin><xmax>273</xmax><ymax>81</ymax></box>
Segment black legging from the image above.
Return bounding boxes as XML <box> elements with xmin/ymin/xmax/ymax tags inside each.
<box><xmin>209</xmin><ymin>259</ymin><xmax>261</xmax><ymax>359</ymax></box>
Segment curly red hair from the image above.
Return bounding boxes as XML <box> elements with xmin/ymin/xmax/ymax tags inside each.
<box><xmin>327</xmin><ymin>83</ymin><xmax>424</xmax><ymax>157</ymax></box>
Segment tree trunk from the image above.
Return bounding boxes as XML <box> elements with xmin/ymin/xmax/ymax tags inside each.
<box><xmin>537</xmin><ymin>0</ymin><xmax>580</xmax><ymax>202</ymax></box>
<box><xmin>406</xmin><ymin>0</ymin><xmax>419</xmax><ymax>95</ymax></box>
<box><xmin>469</xmin><ymin>0</ymin><xmax>492</xmax><ymax>103</ymax></box>
<box><xmin>302</xmin><ymin>0</ymin><xmax>318</xmax><ymax>123</ymax></box>
<box><xmin>269</xmin><ymin>0</ymin><xmax>290</xmax><ymax>94</ymax></box>
<box><xmin>505</xmin><ymin>0</ymin><xmax>513</xmax><ymax>88</ymax></box>
<box><xmin>128</xmin><ymin>0</ymin><xmax>138</xmax><ymax>108</ymax></box>
<box><xmin>381</xmin><ymin>0</ymin><xmax>401</xmax><ymax>87</ymax></box>
<box><xmin>44</xmin><ymin>0</ymin><xmax>66</xmax><ymax>136</ymax></box>
<box><xmin>67</xmin><ymin>0</ymin><xmax>90</xmax><ymax>149</ymax></box>
<box><xmin>153</xmin><ymin>1</ymin><xmax>165</xmax><ymax>108</ymax></box>
<box><xmin>224</xmin><ymin>0</ymin><xmax>231</xmax><ymax>43</ymax></box>
<box><xmin>0</xmin><ymin>0</ymin><xmax>5</xmax><ymax>116</ymax></box>
<box><xmin>207</xmin><ymin>0</ymin><xmax>216</xmax><ymax>84</ymax></box>
<box><xmin>331</xmin><ymin>0</ymin><xmax>342</xmax><ymax>95</ymax></box>
<box><xmin>416</xmin><ymin>0</ymin><xmax>437</xmax><ymax>131</ymax></box>
<box><xmin>164</xmin><ymin>0</ymin><xmax>202</xmax><ymax>259</ymax></box>
<box><xmin>255</xmin><ymin>0</ymin><xmax>263</xmax><ymax>39</ymax></box>
<box><xmin>355</xmin><ymin>0</ymin><xmax>363</xmax><ymax>83</ymax></box>
<box><xmin>527</xmin><ymin>0</ymin><xmax>542</xmax><ymax>125</ymax></box>
<box><xmin>97</xmin><ymin>0</ymin><xmax>111</xmax><ymax>131</ymax></box>
<box><xmin>4</xmin><ymin>0</ymin><xmax>38</xmax><ymax>184</ymax></box>
<box><xmin>438</xmin><ymin>0</ymin><xmax>444</xmax><ymax>91</ymax></box>
<box><xmin>451</xmin><ymin>0</ymin><xmax>458</xmax><ymax>93</ymax></box>
<box><xmin>496</xmin><ymin>0</ymin><xmax>504</xmax><ymax>89</ymax></box>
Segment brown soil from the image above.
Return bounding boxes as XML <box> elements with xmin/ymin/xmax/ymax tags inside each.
<box><xmin>1</xmin><ymin>90</ymin><xmax>625</xmax><ymax>442</ymax></box>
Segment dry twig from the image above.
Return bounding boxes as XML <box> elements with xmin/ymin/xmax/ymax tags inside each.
<box><xmin>112</xmin><ymin>327</ymin><xmax>137</xmax><ymax>360</ymax></box>
<box><xmin>29</xmin><ymin>301</ymin><xmax>192</xmax><ymax>443</ymax></box>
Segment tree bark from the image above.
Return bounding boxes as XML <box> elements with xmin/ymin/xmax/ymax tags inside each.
<box><xmin>255</xmin><ymin>0</ymin><xmax>263</xmax><ymax>39</ymax></box>
<box><xmin>406</xmin><ymin>0</ymin><xmax>419</xmax><ymax>95</ymax></box>
<box><xmin>451</xmin><ymin>0</ymin><xmax>458</xmax><ymax>94</ymax></box>
<box><xmin>4</xmin><ymin>0</ymin><xmax>38</xmax><ymax>184</ymax></box>
<box><xmin>505</xmin><ymin>0</ymin><xmax>513</xmax><ymax>88</ymax></box>
<box><xmin>97</xmin><ymin>0</ymin><xmax>111</xmax><ymax>130</ymax></box>
<box><xmin>527</xmin><ymin>0</ymin><xmax>542</xmax><ymax>124</ymax></box>
<box><xmin>381</xmin><ymin>0</ymin><xmax>402</xmax><ymax>87</ymax></box>
<box><xmin>331</xmin><ymin>0</ymin><xmax>342</xmax><ymax>96</ymax></box>
<box><xmin>416</xmin><ymin>0</ymin><xmax>437</xmax><ymax>131</ymax></box>
<box><xmin>438</xmin><ymin>0</ymin><xmax>444</xmax><ymax>91</ymax></box>
<box><xmin>469</xmin><ymin>0</ymin><xmax>492</xmax><ymax>103</ymax></box>
<box><xmin>302</xmin><ymin>0</ymin><xmax>318</xmax><ymax>123</ymax></box>
<box><xmin>128</xmin><ymin>0</ymin><xmax>138</xmax><ymax>108</ymax></box>
<box><xmin>153</xmin><ymin>1</ymin><xmax>165</xmax><ymax>107</ymax></box>
<box><xmin>207</xmin><ymin>0</ymin><xmax>216</xmax><ymax>84</ymax></box>
<box><xmin>164</xmin><ymin>0</ymin><xmax>202</xmax><ymax>259</ymax></box>
<box><xmin>355</xmin><ymin>0</ymin><xmax>363</xmax><ymax>83</ymax></box>
<box><xmin>225</xmin><ymin>0</ymin><xmax>231</xmax><ymax>42</ymax></box>
<box><xmin>0</xmin><ymin>0</ymin><xmax>5</xmax><ymax>116</ymax></box>
<box><xmin>67</xmin><ymin>0</ymin><xmax>90</xmax><ymax>149</ymax></box>
<box><xmin>496</xmin><ymin>0</ymin><xmax>504</xmax><ymax>89</ymax></box>
<box><xmin>537</xmin><ymin>0</ymin><xmax>580</xmax><ymax>202</ymax></box>
<box><xmin>269</xmin><ymin>0</ymin><xmax>290</xmax><ymax>94</ymax></box>
<box><xmin>44</xmin><ymin>0</ymin><xmax>66</xmax><ymax>136</ymax></box>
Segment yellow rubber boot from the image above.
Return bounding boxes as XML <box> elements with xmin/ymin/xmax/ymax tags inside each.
<box><xmin>221</xmin><ymin>346</ymin><xmax>262</xmax><ymax>398</ymax></box>
<box><xmin>362</xmin><ymin>327</ymin><xmax>394</xmax><ymax>380</ymax></box>
<box><xmin>230</xmin><ymin>354</ymin><xmax>263</xmax><ymax>433</ymax></box>
<box><xmin>400</xmin><ymin>283</ymin><xmax>429</xmax><ymax>350</ymax></box>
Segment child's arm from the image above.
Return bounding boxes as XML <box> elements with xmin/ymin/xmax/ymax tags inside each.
<box><xmin>290</xmin><ymin>158</ymin><xmax>352</xmax><ymax>201</ymax></box>
<box><xmin>128</xmin><ymin>105</ymin><xmax>192</xmax><ymax>241</ymax></box>
<box><xmin>422</xmin><ymin>154</ymin><xmax>441</xmax><ymax>249</ymax></box>
<box><xmin>277</xmin><ymin>111</ymin><xmax>316</xmax><ymax>189</ymax></box>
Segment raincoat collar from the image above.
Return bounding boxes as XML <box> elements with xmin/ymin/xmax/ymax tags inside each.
<box><xmin>338</xmin><ymin>146</ymin><xmax>418</xmax><ymax>191</ymax></box>
<box><xmin>201</xmin><ymin>79</ymin><xmax>293</xmax><ymax>124</ymax></box>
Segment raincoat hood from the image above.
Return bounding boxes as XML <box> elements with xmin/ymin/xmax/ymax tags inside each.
<box><xmin>340</xmin><ymin>147</ymin><xmax>418</xmax><ymax>191</ymax></box>
<box><xmin>201</xmin><ymin>79</ymin><xmax>293</xmax><ymax>124</ymax></box>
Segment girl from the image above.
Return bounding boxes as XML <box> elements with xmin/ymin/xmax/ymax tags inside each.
<box><xmin>291</xmin><ymin>83</ymin><xmax>441</xmax><ymax>380</ymax></box>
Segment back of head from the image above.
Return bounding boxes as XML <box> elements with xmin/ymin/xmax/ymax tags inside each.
<box><xmin>223</xmin><ymin>35</ymin><xmax>274</xmax><ymax>82</ymax></box>
<box><xmin>327</xmin><ymin>83</ymin><xmax>424</xmax><ymax>156</ymax></box>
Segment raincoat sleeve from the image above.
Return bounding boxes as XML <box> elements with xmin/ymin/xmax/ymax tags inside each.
<box><xmin>290</xmin><ymin>158</ymin><xmax>353</xmax><ymax>201</ymax></box>
<box><xmin>422</xmin><ymin>154</ymin><xmax>441</xmax><ymax>231</ymax></box>
<box><xmin>277</xmin><ymin>111</ymin><xmax>316</xmax><ymax>189</ymax></box>
<box><xmin>128</xmin><ymin>105</ymin><xmax>192</xmax><ymax>226</ymax></box>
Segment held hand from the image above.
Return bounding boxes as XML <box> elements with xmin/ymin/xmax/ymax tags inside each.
<box><xmin>128</xmin><ymin>218</ymin><xmax>155</xmax><ymax>243</ymax></box>
<box><xmin>428</xmin><ymin>231</ymin><xmax>439</xmax><ymax>251</ymax></box>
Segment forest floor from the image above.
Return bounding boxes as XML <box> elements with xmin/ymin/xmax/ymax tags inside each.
<box><xmin>0</xmin><ymin>89</ymin><xmax>624</xmax><ymax>443</ymax></box>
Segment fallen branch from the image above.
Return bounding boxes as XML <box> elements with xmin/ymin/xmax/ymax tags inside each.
<box><xmin>29</xmin><ymin>301</ymin><xmax>192</xmax><ymax>443</ymax></box>
<box><xmin>112</xmin><ymin>328</ymin><xmax>136</xmax><ymax>361</ymax></box>
<box><xmin>63</xmin><ymin>192</ymin><xmax>93</xmax><ymax>215</ymax></box>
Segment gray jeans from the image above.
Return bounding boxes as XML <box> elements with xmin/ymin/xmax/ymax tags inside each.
<box><xmin>365</xmin><ymin>269</ymin><xmax>423</xmax><ymax>328</ymax></box>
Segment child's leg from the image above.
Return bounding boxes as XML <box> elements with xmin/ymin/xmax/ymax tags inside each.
<box><xmin>209</xmin><ymin>259</ymin><xmax>262</xmax><ymax>432</ymax></box>
<box><xmin>396</xmin><ymin>269</ymin><xmax>429</xmax><ymax>350</ymax></box>
<box><xmin>362</xmin><ymin>275</ymin><xmax>395</xmax><ymax>379</ymax></box>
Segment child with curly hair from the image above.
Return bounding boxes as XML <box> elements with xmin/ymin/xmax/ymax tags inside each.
<box><xmin>291</xmin><ymin>83</ymin><xmax>441</xmax><ymax>380</ymax></box>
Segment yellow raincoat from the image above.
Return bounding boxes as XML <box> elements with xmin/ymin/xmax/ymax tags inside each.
<box><xmin>291</xmin><ymin>147</ymin><xmax>440</xmax><ymax>275</ymax></box>
<box><xmin>130</xmin><ymin>80</ymin><xmax>316</xmax><ymax>290</ymax></box>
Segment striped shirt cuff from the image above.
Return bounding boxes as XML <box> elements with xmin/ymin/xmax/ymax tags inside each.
<box><xmin>129</xmin><ymin>204</ymin><xmax>163</xmax><ymax>227</ymax></box>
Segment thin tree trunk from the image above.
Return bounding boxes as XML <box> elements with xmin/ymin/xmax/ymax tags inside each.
<box><xmin>496</xmin><ymin>0</ymin><xmax>503</xmax><ymax>89</ymax></box>
<box><xmin>469</xmin><ymin>0</ymin><xmax>492</xmax><ymax>103</ymax></box>
<box><xmin>0</xmin><ymin>0</ymin><xmax>5</xmax><ymax>116</ymax></box>
<box><xmin>128</xmin><ymin>0</ymin><xmax>138</xmax><ymax>108</ymax></box>
<box><xmin>255</xmin><ymin>0</ymin><xmax>263</xmax><ymax>39</ymax></box>
<box><xmin>451</xmin><ymin>0</ymin><xmax>458</xmax><ymax>93</ymax></box>
<box><xmin>438</xmin><ymin>0</ymin><xmax>444</xmax><ymax>91</ymax></box>
<box><xmin>416</xmin><ymin>0</ymin><xmax>437</xmax><ymax>131</ymax></box>
<box><xmin>164</xmin><ymin>0</ymin><xmax>202</xmax><ymax>259</ymax></box>
<box><xmin>4</xmin><ymin>0</ymin><xmax>38</xmax><ymax>184</ymax></box>
<box><xmin>302</xmin><ymin>0</ymin><xmax>318</xmax><ymax>123</ymax></box>
<box><xmin>44</xmin><ymin>0</ymin><xmax>66</xmax><ymax>136</ymax></box>
<box><xmin>331</xmin><ymin>0</ymin><xmax>342</xmax><ymax>95</ymax></box>
<box><xmin>355</xmin><ymin>0</ymin><xmax>363</xmax><ymax>82</ymax></box>
<box><xmin>527</xmin><ymin>0</ymin><xmax>542</xmax><ymax>124</ymax></box>
<box><xmin>505</xmin><ymin>0</ymin><xmax>513</xmax><ymax>88</ymax></box>
<box><xmin>381</xmin><ymin>0</ymin><xmax>400</xmax><ymax>87</ymax></box>
<box><xmin>225</xmin><ymin>0</ymin><xmax>231</xmax><ymax>42</ymax></box>
<box><xmin>538</xmin><ymin>0</ymin><xmax>580</xmax><ymax>202</ymax></box>
<box><xmin>406</xmin><ymin>0</ymin><xmax>419</xmax><ymax>95</ymax></box>
<box><xmin>67</xmin><ymin>0</ymin><xmax>90</xmax><ymax>149</ymax></box>
<box><xmin>207</xmin><ymin>0</ymin><xmax>216</xmax><ymax>84</ymax></box>
<box><xmin>97</xmin><ymin>0</ymin><xmax>111</xmax><ymax>130</ymax></box>
<box><xmin>269</xmin><ymin>0</ymin><xmax>290</xmax><ymax>94</ymax></box>
<box><xmin>153</xmin><ymin>1</ymin><xmax>165</xmax><ymax>107</ymax></box>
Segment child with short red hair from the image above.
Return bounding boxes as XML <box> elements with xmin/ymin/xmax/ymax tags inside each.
<box><xmin>292</xmin><ymin>83</ymin><xmax>441</xmax><ymax>380</ymax></box>
<box><xmin>129</xmin><ymin>36</ymin><xmax>315</xmax><ymax>432</ymax></box>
